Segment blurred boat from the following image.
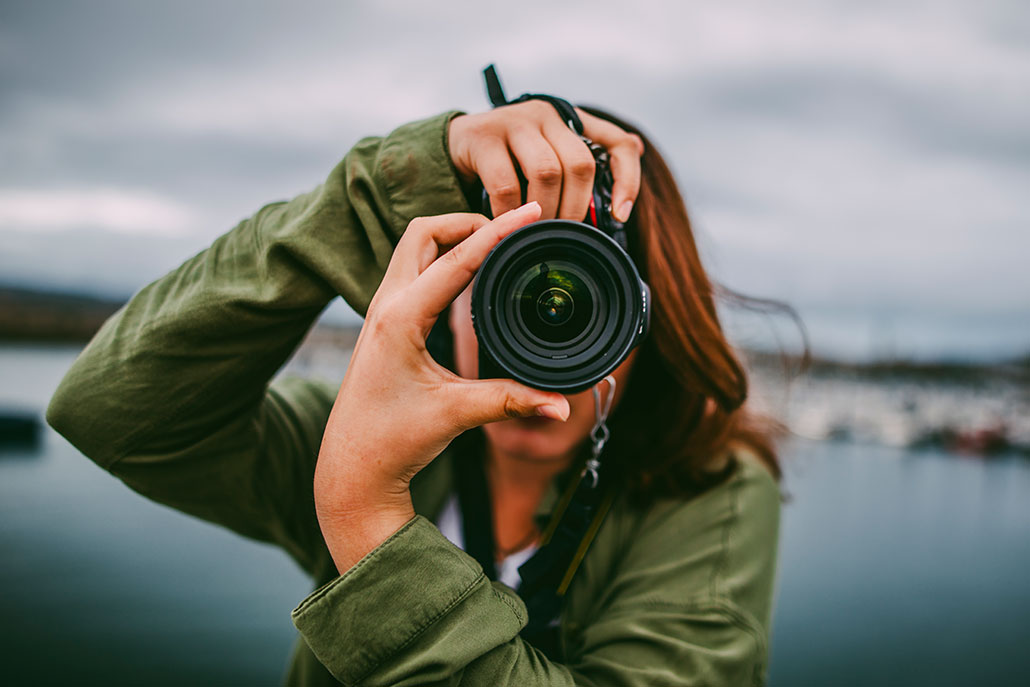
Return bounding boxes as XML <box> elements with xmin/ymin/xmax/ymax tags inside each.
<box><xmin>912</xmin><ymin>424</ymin><xmax>1012</xmax><ymax>456</ymax></box>
<box><xmin>0</xmin><ymin>409</ymin><xmax>41</xmax><ymax>449</ymax></box>
<box><xmin>748</xmin><ymin>355</ymin><xmax>1030</xmax><ymax>458</ymax></box>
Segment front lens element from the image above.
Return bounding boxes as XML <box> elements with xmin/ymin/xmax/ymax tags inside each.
<box><xmin>514</xmin><ymin>261</ymin><xmax>595</xmax><ymax>346</ymax></box>
<box><xmin>536</xmin><ymin>287</ymin><xmax>574</xmax><ymax>326</ymax></box>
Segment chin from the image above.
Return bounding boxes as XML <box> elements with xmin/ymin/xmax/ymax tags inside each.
<box><xmin>483</xmin><ymin>419</ymin><xmax>577</xmax><ymax>463</ymax></box>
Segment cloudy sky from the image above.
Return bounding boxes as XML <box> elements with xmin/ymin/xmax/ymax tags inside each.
<box><xmin>1</xmin><ymin>0</ymin><xmax>1027</xmax><ymax>360</ymax></box>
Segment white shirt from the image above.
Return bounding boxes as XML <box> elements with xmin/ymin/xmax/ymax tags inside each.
<box><xmin>435</xmin><ymin>493</ymin><xmax>538</xmax><ymax>590</ymax></box>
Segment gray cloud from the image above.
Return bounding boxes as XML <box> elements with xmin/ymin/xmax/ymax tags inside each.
<box><xmin>1</xmin><ymin>0</ymin><xmax>1027</xmax><ymax>360</ymax></box>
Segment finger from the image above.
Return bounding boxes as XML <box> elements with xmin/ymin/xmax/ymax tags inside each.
<box><xmin>449</xmin><ymin>377</ymin><xmax>570</xmax><ymax>428</ymax></box>
<box><xmin>381</xmin><ymin>213</ymin><xmax>490</xmax><ymax>294</ymax></box>
<box><xmin>579</xmin><ymin>110</ymin><xmax>643</xmax><ymax>222</ymax></box>
<box><xmin>543</xmin><ymin>121</ymin><xmax>596</xmax><ymax>222</ymax></box>
<box><xmin>406</xmin><ymin>202</ymin><xmax>542</xmax><ymax>329</ymax></box>
<box><xmin>507</xmin><ymin>126</ymin><xmax>562</xmax><ymax>220</ymax></box>
<box><xmin>471</xmin><ymin>135</ymin><xmax>523</xmax><ymax>218</ymax></box>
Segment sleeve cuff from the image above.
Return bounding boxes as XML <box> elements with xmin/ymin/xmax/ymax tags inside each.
<box><xmin>292</xmin><ymin>515</ymin><xmax>525</xmax><ymax>686</ymax></box>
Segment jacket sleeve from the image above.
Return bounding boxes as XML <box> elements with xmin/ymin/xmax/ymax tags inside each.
<box><xmin>291</xmin><ymin>456</ymin><xmax>781</xmax><ymax>687</ymax></box>
<box><xmin>45</xmin><ymin>110</ymin><xmax>471</xmax><ymax>573</ymax></box>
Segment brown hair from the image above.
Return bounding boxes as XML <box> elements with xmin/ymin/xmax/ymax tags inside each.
<box><xmin>580</xmin><ymin>105</ymin><xmax>799</xmax><ymax>501</ymax></box>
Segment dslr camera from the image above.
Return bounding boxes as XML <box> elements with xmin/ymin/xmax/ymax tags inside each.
<box><xmin>471</xmin><ymin>134</ymin><xmax>651</xmax><ymax>394</ymax></box>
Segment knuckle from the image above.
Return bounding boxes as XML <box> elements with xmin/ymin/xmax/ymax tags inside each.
<box><xmin>407</xmin><ymin>216</ymin><xmax>429</xmax><ymax>235</ymax></box>
<box><xmin>507</xmin><ymin>99</ymin><xmax>550</xmax><ymax>123</ymax></box>
<box><xmin>492</xmin><ymin>181</ymin><xmax>522</xmax><ymax>202</ymax></box>
<box><xmin>524</xmin><ymin>99</ymin><xmax>552</xmax><ymax>119</ymax></box>
<box><xmin>569</xmin><ymin>154</ymin><xmax>596</xmax><ymax>181</ymax></box>
<box><xmin>441</xmin><ymin>243</ymin><xmax>466</xmax><ymax>268</ymax></box>
<box><xmin>508</xmin><ymin>122</ymin><xmax>536</xmax><ymax>139</ymax></box>
<box><xmin>531</xmin><ymin>164</ymin><xmax>562</xmax><ymax>185</ymax></box>
<box><xmin>501</xmin><ymin>393</ymin><xmax>524</xmax><ymax>419</ymax></box>
<box><xmin>463</xmin><ymin>112</ymin><xmax>494</xmax><ymax>138</ymax></box>
<box><xmin>441</xmin><ymin>245</ymin><xmax>479</xmax><ymax>281</ymax></box>
<box><xmin>470</xmin><ymin>117</ymin><xmax>494</xmax><ymax>137</ymax></box>
<box><xmin>368</xmin><ymin>300</ymin><xmax>400</xmax><ymax>333</ymax></box>
<box><xmin>628</xmin><ymin>133</ymin><xmax>645</xmax><ymax>155</ymax></box>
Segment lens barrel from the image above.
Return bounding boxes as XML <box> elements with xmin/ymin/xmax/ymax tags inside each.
<box><xmin>471</xmin><ymin>220</ymin><xmax>650</xmax><ymax>393</ymax></box>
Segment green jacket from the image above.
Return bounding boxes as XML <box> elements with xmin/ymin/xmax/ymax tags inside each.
<box><xmin>47</xmin><ymin>111</ymin><xmax>781</xmax><ymax>687</ymax></box>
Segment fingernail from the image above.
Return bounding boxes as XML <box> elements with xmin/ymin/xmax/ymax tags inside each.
<box><xmin>615</xmin><ymin>200</ymin><xmax>633</xmax><ymax>222</ymax></box>
<box><xmin>518</xmin><ymin>200</ymin><xmax>540</xmax><ymax>214</ymax></box>
<box><xmin>535</xmin><ymin>404</ymin><xmax>567</xmax><ymax>421</ymax></box>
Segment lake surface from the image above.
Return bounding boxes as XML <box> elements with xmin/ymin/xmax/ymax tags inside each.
<box><xmin>1</xmin><ymin>345</ymin><xmax>1028</xmax><ymax>686</ymax></box>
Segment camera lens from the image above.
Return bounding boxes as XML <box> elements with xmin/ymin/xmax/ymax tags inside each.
<box><xmin>472</xmin><ymin>220</ymin><xmax>649</xmax><ymax>393</ymax></box>
<box><xmin>517</xmin><ymin>262</ymin><xmax>592</xmax><ymax>344</ymax></box>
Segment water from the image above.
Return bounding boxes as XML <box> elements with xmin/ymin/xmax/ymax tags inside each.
<box><xmin>0</xmin><ymin>346</ymin><xmax>310</xmax><ymax>686</ymax></box>
<box><xmin>771</xmin><ymin>443</ymin><xmax>1030</xmax><ymax>686</ymax></box>
<box><xmin>1</xmin><ymin>345</ymin><xmax>1028</xmax><ymax>686</ymax></box>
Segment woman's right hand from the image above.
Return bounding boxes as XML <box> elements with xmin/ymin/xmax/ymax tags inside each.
<box><xmin>447</xmin><ymin>101</ymin><xmax>644</xmax><ymax>223</ymax></box>
<box><xmin>313</xmin><ymin>201</ymin><xmax>568</xmax><ymax>574</ymax></box>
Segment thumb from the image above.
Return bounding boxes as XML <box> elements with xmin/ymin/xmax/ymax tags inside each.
<box><xmin>450</xmin><ymin>378</ymin><xmax>570</xmax><ymax>428</ymax></box>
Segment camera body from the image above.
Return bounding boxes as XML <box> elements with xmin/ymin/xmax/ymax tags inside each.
<box><xmin>471</xmin><ymin>137</ymin><xmax>651</xmax><ymax>394</ymax></box>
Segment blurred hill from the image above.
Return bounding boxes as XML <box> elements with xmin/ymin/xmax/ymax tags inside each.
<box><xmin>3</xmin><ymin>285</ymin><xmax>1025</xmax><ymax>376</ymax></box>
<box><xmin>0</xmin><ymin>286</ymin><xmax>124</xmax><ymax>343</ymax></box>
<box><xmin>0</xmin><ymin>285</ymin><xmax>362</xmax><ymax>350</ymax></box>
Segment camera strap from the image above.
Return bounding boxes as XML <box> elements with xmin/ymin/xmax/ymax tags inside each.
<box><xmin>514</xmin><ymin>376</ymin><xmax>616</xmax><ymax>657</ymax></box>
<box><xmin>453</xmin><ymin>374</ymin><xmax>617</xmax><ymax>659</ymax></box>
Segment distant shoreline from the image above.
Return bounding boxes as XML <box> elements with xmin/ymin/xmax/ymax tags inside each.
<box><xmin>2</xmin><ymin>285</ymin><xmax>1027</xmax><ymax>458</ymax></box>
<box><xmin>2</xmin><ymin>285</ymin><xmax>1026</xmax><ymax>383</ymax></box>
<box><xmin>0</xmin><ymin>286</ymin><xmax>126</xmax><ymax>344</ymax></box>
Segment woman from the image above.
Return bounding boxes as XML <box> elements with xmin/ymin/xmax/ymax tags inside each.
<box><xmin>48</xmin><ymin>99</ymin><xmax>782</xmax><ymax>686</ymax></box>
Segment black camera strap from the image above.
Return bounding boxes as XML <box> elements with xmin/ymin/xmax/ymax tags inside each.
<box><xmin>453</xmin><ymin>428</ymin><xmax>499</xmax><ymax>583</ymax></box>
<box><xmin>452</xmin><ymin>375</ymin><xmax>618</xmax><ymax>660</ymax></box>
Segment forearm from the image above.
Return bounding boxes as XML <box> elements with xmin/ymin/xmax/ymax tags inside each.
<box><xmin>314</xmin><ymin>463</ymin><xmax>416</xmax><ymax>575</ymax></box>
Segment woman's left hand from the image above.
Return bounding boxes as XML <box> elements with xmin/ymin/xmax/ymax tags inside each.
<box><xmin>313</xmin><ymin>201</ymin><xmax>570</xmax><ymax>574</ymax></box>
<box><xmin>448</xmin><ymin>101</ymin><xmax>644</xmax><ymax>222</ymax></box>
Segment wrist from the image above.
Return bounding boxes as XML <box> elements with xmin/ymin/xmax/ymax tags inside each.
<box><xmin>313</xmin><ymin>458</ymin><xmax>416</xmax><ymax>573</ymax></box>
<box><xmin>315</xmin><ymin>489</ymin><xmax>415</xmax><ymax>575</ymax></box>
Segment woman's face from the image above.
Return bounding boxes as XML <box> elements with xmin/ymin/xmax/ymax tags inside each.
<box><xmin>448</xmin><ymin>284</ymin><xmax>636</xmax><ymax>464</ymax></box>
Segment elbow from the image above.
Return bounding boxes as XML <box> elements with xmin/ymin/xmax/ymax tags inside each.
<box><xmin>46</xmin><ymin>368</ymin><xmax>119</xmax><ymax>470</ymax></box>
<box><xmin>46</xmin><ymin>376</ymin><xmax>86</xmax><ymax>454</ymax></box>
